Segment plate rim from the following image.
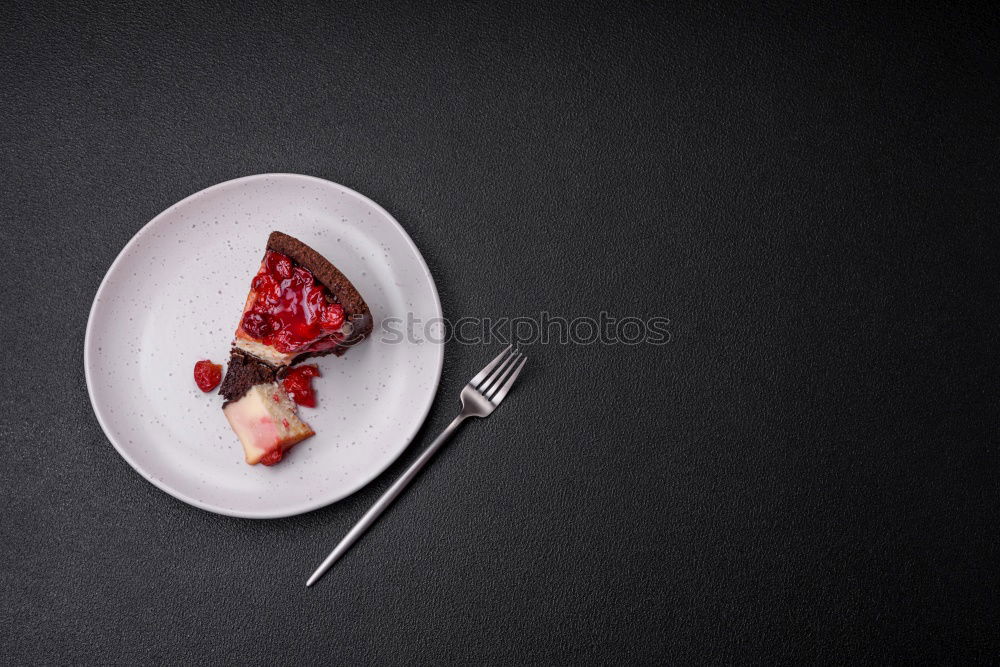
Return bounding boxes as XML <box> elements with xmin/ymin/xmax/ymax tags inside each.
<box><xmin>83</xmin><ymin>173</ymin><xmax>444</xmax><ymax>519</ymax></box>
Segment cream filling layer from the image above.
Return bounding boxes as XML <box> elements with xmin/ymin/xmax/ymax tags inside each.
<box><xmin>222</xmin><ymin>382</ymin><xmax>314</xmax><ymax>464</ymax></box>
<box><xmin>234</xmin><ymin>321</ymin><xmax>354</xmax><ymax>367</ymax></box>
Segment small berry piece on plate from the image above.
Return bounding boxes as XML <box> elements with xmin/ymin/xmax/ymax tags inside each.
<box><xmin>283</xmin><ymin>364</ymin><xmax>321</xmax><ymax>407</ymax></box>
<box><xmin>193</xmin><ymin>359</ymin><xmax>223</xmax><ymax>392</ymax></box>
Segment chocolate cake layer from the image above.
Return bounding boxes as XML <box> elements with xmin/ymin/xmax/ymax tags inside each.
<box><xmin>218</xmin><ymin>348</ymin><xmax>277</xmax><ymax>405</ymax></box>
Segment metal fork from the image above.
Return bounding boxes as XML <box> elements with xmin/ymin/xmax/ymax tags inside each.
<box><xmin>306</xmin><ymin>345</ymin><xmax>527</xmax><ymax>587</ymax></box>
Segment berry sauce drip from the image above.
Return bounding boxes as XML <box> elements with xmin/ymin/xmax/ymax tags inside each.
<box><xmin>239</xmin><ymin>250</ymin><xmax>345</xmax><ymax>354</ymax></box>
<box><xmin>283</xmin><ymin>364</ymin><xmax>320</xmax><ymax>408</ymax></box>
<box><xmin>193</xmin><ymin>360</ymin><xmax>222</xmax><ymax>392</ymax></box>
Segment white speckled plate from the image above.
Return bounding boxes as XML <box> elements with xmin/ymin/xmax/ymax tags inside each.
<box><xmin>85</xmin><ymin>174</ymin><xmax>444</xmax><ymax>518</ymax></box>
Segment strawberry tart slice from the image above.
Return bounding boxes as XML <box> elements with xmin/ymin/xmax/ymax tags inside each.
<box><xmin>218</xmin><ymin>232</ymin><xmax>372</xmax><ymax>465</ymax></box>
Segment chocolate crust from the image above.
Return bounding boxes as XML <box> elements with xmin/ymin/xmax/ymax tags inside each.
<box><xmin>266</xmin><ymin>231</ymin><xmax>374</xmax><ymax>355</ymax></box>
<box><xmin>218</xmin><ymin>349</ymin><xmax>276</xmax><ymax>405</ymax></box>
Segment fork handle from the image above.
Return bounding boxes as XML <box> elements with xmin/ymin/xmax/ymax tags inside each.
<box><xmin>306</xmin><ymin>414</ymin><xmax>467</xmax><ymax>586</ymax></box>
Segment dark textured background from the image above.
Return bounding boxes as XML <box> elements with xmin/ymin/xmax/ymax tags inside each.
<box><xmin>1</xmin><ymin>2</ymin><xmax>997</xmax><ymax>664</ymax></box>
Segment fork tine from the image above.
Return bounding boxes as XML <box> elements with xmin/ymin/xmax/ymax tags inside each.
<box><xmin>479</xmin><ymin>350</ymin><xmax>521</xmax><ymax>394</ymax></box>
<box><xmin>487</xmin><ymin>356</ymin><xmax>526</xmax><ymax>403</ymax></box>
<box><xmin>470</xmin><ymin>345</ymin><xmax>512</xmax><ymax>387</ymax></box>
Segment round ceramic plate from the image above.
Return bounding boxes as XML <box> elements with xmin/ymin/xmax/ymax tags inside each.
<box><xmin>85</xmin><ymin>174</ymin><xmax>443</xmax><ymax>518</ymax></box>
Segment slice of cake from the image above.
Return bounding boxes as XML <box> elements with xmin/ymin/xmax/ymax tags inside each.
<box><xmin>219</xmin><ymin>350</ymin><xmax>314</xmax><ymax>465</ymax></box>
<box><xmin>234</xmin><ymin>231</ymin><xmax>373</xmax><ymax>366</ymax></box>
<box><xmin>219</xmin><ymin>232</ymin><xmax>373</xmax><ymax>465</ymax></box>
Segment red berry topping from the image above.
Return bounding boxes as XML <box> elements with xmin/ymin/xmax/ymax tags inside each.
<box><xmin>292</xmin><ymin>265</ymin><xmax>313</xmax><ymax>283</ymax></box>
<box><xmin>319</xmin><ymin>303</ymin><xmax>345</xmax><ymax>331</ymax></box>
<box><xmin>241</xmin><ymin>312</ymin><xmax>273</xmax><ymax>339</ymax></box>
<box><xmin>260</xmin><ymin>448</ymin><xmax>284</xmax><ymax>466</ymax></box>
<box><xmin>237</xmin><ymin>250</ymin><xmax>345</xmax><ymax>354</ymax></box>
<box><xmin>193</xmin><ymin>360</ymin><xmax>222</xmax><ymax>392</ymax></box>
<box><xmin>283</xmin><ymin>364</ymin><xmax>320</xmax><ymax>407</ymax></box>
<box><xmin>265</xmin><ymin>251</ymin><xmax>293</xmax><ymax>279</ymax></box>
<box><xmin>251</xmin><ymin>273</ymin><xmax>269</xmax><ymax>291</ymax></box>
